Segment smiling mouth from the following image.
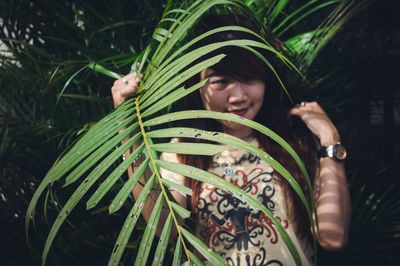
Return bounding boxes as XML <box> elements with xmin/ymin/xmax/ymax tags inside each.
<box><xmin>228</xmin><ymin>108</ymin><xmax>248</xmax><ymax>116</ymax></box>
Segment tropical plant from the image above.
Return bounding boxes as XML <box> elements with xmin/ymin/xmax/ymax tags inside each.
<box><xmin>20</xmin><ymin>0</ymin><xmax>366</xmax><ymax>265</ymax></box>
<box><xmin>1</xmin><ymin>1</ymin><xmax>165</xmax><ymax>264</ymax></box>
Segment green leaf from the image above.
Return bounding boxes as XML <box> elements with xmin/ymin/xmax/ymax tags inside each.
<box><xmin>180</xmin><ymin>226</ymin><xmax>226</xmax><ymax>266</ymax></box>
<box><xmin>268</xmin><ymin>0</ymin><xmax>290</xmax><ymax>24</ymax></box>
<box><xmin>150</xmin><ymin>142</ymin><xmax>231</xmax><ymax>155</ymax></box>
<box><xmin>26</xmin><ymin>105</ymin><xmax>133</xmax><ymax>245</ymax></box>
<box><xmin>55</xmin><ymin>104</ymin><xmax>135</xmax><ymax>184</ymax></box>
<box><xmin>144</xmin><ymin>25</ymin><xmax>266</xmax><ymax>93</ymax></box>
<box><xmin>294</xmin><ymin>1</ymin><xmax>358</xmax><ymax>71</ymax></box>
<box><xmin>57</xmin><ymin>64</ymin><xmax>88</xmax><ymax>104</ymax></box>
<box><xmin>140</xmin><ymin>54</ymin><xmax>226</xmax><ymax>109</ymax></box>
<box><xmin>274</xmin><ymin>1</ymin><xmax>339</xmax><ymax>36</ymax></box>
<box><xmin>153</xmin><ymin>28</ymin><xmax>172</xmax><ymax>42</ymax></box>
<box><xmin>64</xmin><ymin>121</ymin><xmax>139</xmax><ymax>186</ymax></box>
<box><xmin>88</xmin><ymin>61</ymin><xmax>123</xmax><ymax>79</ymax></box>
<box><xmin>109</xmin><ymin>173</ymin><xmax>156</xmax><ymax>266</ymax></box>
<box><xmin>41</xmin><ymin>124</ymin><xmax>140</xmax><ymax>263</ymax></box>
<box><xmin>152</xmin><ymin>214</ymin><xmax>173</xmax><ymax>266</ymax></box>
<box><xmin>134</xmin><ymin>193</ymin><xmax>164</xmax><ymax>266</ymax></box>
<box><xmin>141</xmin><ymin>79</ymin><xmax>208</xmax><ymax>118</ymax></box>
<box><xmin>187</xmin><ymin>250</ymin><xmax>206</xmax><ymax>266</ymax></box>
<box><xmin>172</xmin><ymin>237</ymin><xmax>183</xmax><ymax>266</ymax></box>
<box><xmin>162</xmin><ymin>178</ymin><xmax>193</xmax><ymax>196</ymax></box>
<box><xmin>152</xmin><ymin>0</ymin><xmax>217</xmax><ymax>66</ymax></box>
<box><xmin>163</xmin><ymin>8</ymin><xmax>186</xmax><ymax>18</ymax></box>
<box><xmin>170</xmin><ymin>201</ymin><xmax>190</xmax><ymax>219</ymax></box>
<box><xmin>86</xmin><ymin>143</ymin><xmax>145</xmax><ymax>209</ymax></box>
<box><xmin>109</xmin><ymin>157</ymin><xmax>150</xmax><ymax>213</ymax></box>
<box><xmin>284</xmin><ymin>30</ymin><xmax>319</xmax><ymax>54</ymax></box>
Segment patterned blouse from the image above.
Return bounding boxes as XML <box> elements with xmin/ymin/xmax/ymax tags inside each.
<box><xmin>160</xmin><ymin>139</ymin><xmax>313</xmax><ymax>266</ymax></box>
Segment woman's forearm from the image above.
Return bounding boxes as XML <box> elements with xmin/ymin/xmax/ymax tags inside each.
<box><xmin>314</xmin><ymin>149</ymin><xmax>351</xmax><ymax>251</ymax></box>
<box><xmin>289</xmin><ymin>101</ymin><xmax>351</xmax><ymax>250</ymax></box>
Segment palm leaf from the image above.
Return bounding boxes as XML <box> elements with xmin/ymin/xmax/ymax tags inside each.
<box><xmin>152</xmin><ymin>213</ymin><xmax>173</xmax><ymax>265</ymax></box>
<box><xmin>25</xmin><ymin>0</ymin><xmax>359</xmax><ymax>265</ymax></box>
<box><xmin>108</xmin><ymin>173</ymin><xmax>157</xmax><ymax>265</ymax></box>
<box><xmin>273</xmin><ymin>0</ymin><xmax>341</xmax><ymax>37</ymax></box>
<box><xmin>286</xmin><ymin>0</ymin><xmax>365</xmax><ymax>71</ymax></box>
<box><xmin>172</xmin><ymin>237</ymin><xmax>183</xmax><ymax>266</ymax></box>
<box><xmin>134</xmin><ymin>193</ymin><xmax>164</xmax><ymax>266</ymax></box>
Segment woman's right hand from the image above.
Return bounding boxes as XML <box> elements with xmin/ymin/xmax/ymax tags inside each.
<box><xmin>111</xmin><ymin>70</ymin><xmax>142</xmax><ymax>108</ymax></box>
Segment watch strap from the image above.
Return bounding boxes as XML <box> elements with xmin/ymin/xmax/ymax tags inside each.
<box><xmin>318</xmin><ymin>143</ymin><xmax>347</xmax><ymax>161</ymax></box>
<box><xmin>318</xmin><ymin>145</ymin><xmax>333</xmax><ymax>158</ymax></box>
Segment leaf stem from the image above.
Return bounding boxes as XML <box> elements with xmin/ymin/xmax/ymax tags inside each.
<box><xmin>134</xmin><ymin>97</ymin><xmax>192</xmax><ymax>265</ymax></box>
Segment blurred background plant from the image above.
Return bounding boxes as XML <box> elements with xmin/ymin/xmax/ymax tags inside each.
<box><xmin>0</xmin><ymin>0</ymin><xmax>399</xmax><ymax>265</ymax></box>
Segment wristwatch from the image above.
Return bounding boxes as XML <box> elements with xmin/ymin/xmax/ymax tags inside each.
<box><xmin>318</xmin><ymin>143</ymin><xmax>347</xmax><ymax>161</ymax></box>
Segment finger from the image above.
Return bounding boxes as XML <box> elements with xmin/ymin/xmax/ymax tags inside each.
<box><xmin>288</xmin><ymin>106</ymin><xmax>302</xmax><ymax>117</ymax></box>
<box><xmin>123</xmin><ymin>71</ymin><xmax>144</xmax><ymax>84</ymax></box>
<box><xmin>123</xmin><ymin>72</ymin><xmax>138</xmax><ymax>81</ymax></box>
<box><xmin>120</xmin><ymin>82</ymin><xmax>139</xmax><ymax>97</ymax></box>
<box><xmin>289</xmin><ymin>101</ymin><xmax>320</xmax><ymax>116</ymax></box>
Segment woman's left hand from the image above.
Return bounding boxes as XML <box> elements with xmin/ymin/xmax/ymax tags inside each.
<box><xmin>288</xmin><ymin>101</ymin><xmax>340</xmax><ymax>145</ymax></box>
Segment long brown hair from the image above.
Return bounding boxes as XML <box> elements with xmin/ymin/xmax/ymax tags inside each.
<box><xmin>176</xmin><ymin>13</ymin><xmax>318</xmax><ymax>240</ymax></box>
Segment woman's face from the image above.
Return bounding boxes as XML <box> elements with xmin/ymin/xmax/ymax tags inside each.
<box><xmin>199</xmin><ymin>68</ymin><xmax>265</xmax><ymax>135</ymax></box>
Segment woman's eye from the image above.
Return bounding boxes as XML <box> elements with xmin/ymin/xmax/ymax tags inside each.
<box><xmin>210</xmin><ymin>79</ymin><xmax>228</xmax><ymax>89</ymax></box>
<box><xmin>207</xmin><ymin>75</ymin><xmax>229</xmax><ymax>89</ymax></box>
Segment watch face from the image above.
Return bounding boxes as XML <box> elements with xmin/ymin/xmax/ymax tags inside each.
<box><xmin>335</xmin><ymin>145</ymin><xmax>347</xmax><ymax>160</ymax></box>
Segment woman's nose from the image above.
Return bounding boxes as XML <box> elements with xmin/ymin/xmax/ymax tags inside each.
<box><xmin>228</xmin><ymin>82</ymin><xmax>248</xmax><ymax>103</ymax></box>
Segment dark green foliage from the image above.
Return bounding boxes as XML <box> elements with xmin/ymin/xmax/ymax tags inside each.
<box><xmin>1</xmin><ymin>0</ymin><xmax>165</xmax><ymax>264</ymax></box>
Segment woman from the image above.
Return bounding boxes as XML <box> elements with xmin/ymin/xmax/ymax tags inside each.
<box><xmin>111</xmin><ymin>13</ymin><xmax>350</xmax><ymax>266</ymax></box>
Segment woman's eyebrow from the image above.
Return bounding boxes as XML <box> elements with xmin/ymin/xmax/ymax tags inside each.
<box><xmin>205</xmin><ymin>72</ymin><xmax>223</xmax><ymax>78</ymax></box>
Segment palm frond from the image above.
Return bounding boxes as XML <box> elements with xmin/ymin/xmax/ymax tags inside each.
<box><xmin>285</xmin><ymin>0</ymin><xmax>366</xmax><ymax>71</ymax></box>
<box><xmin>23</xmin><ymin>0</ymin><xmax>365</xmax><ymax>265</ymax></box>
